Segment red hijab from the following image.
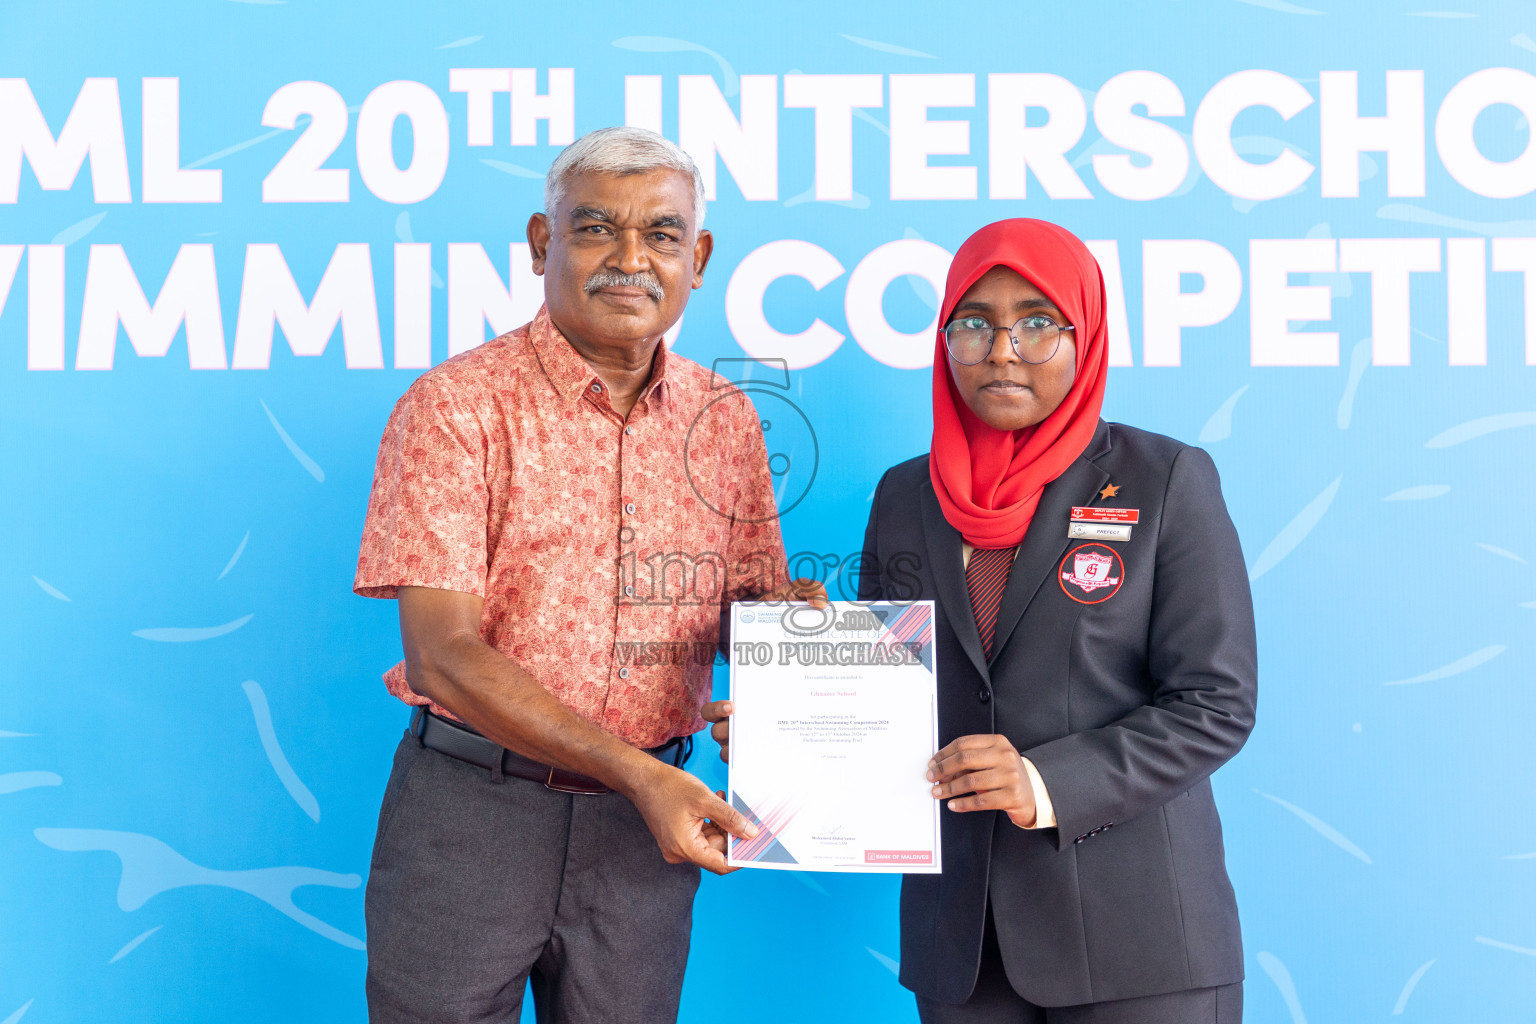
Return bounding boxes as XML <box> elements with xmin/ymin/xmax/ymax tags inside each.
<box><xmin>930</xmin><ymin>219</ymin><xmax>1109</xmax><ymax>549</ymax></box>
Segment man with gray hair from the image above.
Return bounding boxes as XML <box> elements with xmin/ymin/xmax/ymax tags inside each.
<box><xmin>353</xmin><ymin>126</ymin><xmax>825</xmax><ymax>1021</ymax></box>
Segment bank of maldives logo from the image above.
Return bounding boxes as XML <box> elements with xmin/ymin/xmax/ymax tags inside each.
<box><xmin>1058</xmin><ymin>543</ymin><xmax>1125</xmax><ymax>605</ymax></box>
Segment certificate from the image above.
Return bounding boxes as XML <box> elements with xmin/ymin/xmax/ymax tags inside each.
<box><xmin>726</xmin><ymin>600</ymin><xmax>941</xmax><ymax>874</ymax></box>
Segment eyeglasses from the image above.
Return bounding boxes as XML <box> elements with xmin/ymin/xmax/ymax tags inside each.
<box><xmin>943</xmin><ymin>315</ymin><xmax>1075</xmax><ymax>365</ymax></box>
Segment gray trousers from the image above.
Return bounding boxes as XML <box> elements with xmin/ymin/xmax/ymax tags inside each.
<box><xmin>916</xmin><ymin>907</ymin><xmax>1242</xmax><ymax>1024</ymax></box>
<box><xmin>365</xmin><ymin>731</ymin><xmax>701</xmax><ymax>1023</ymax></box>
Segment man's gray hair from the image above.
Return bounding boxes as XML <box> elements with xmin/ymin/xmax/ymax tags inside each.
<box><xmin>544</xmin><ymin>127</ymin><xmax>707</xmax><ymax>229</ymax></box>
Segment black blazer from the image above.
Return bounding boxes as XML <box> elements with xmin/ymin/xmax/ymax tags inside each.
<box><xmin>858</xmin><ymin>420</ymin><xmax>1257</xmax><ymax>1007</ymax></box>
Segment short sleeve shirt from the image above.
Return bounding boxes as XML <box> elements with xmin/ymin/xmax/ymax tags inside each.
<box><xmin>355</xmin><ymin>306</ymin><xmax>788</xmax><ymax>748</ymax></box>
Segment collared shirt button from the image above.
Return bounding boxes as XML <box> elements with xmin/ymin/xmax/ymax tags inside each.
<box><xmin>591</xmin><ymin>381</ymin><xmax>602</xmax><ymax>393</ymax></box>
<box><xmin>625</xmin><ymin>502</ymin><xmax>636</xmax><ymax>514</ymax></box>
<box><xmin>618</xmin><ymin>667</ymin><xmax>630</xmax><ymax>679</ymax></box>
<box><xmin>624</xmin><ymin>426</ymin><xmax>634</xmax><ymax>435</ymax></box>
<box><xmin>624</xmin><ymin>585</ymin><xmax>635</xmax><ymax>597</ymax></box>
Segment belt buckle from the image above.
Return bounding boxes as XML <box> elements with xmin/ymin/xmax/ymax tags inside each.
<box><xmin>545</xmin><ymin>765</ymin><xmax>605</xmax><ymax>796</ymax></box>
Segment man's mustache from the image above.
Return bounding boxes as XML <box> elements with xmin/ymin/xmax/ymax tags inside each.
<box><xmin>585</xmin><ymin>269</ymin><xmax>664</xmax><ymax>302</ymax></box>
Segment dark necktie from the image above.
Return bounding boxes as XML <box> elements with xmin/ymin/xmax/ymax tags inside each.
<box><xmin>966</xmin><ymin>546</ymin><xmax>1016</xmax><ymax>659</ymax></box>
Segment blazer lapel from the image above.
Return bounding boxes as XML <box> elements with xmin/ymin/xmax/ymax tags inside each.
<box><xmin>919</xmin><ymin>479</ymin><xmax>990</xmax><ymax>680</ymax></box>
<box><xmin>988</xmin><ymin>424</ymin><xmax>1112</xmax><ymax>662</ymax></box>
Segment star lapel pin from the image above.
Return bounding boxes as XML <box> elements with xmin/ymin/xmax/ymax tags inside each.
<box><xmin>1099</xmin><ymin>483</ymin><xmax>1120</xmax><ymax>500</ymax></box>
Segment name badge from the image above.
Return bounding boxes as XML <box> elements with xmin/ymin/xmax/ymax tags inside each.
<box><xmin>1068</xmin><ymin>506</ymin><xmax>1139</xmax><ymax>543</ymax></box>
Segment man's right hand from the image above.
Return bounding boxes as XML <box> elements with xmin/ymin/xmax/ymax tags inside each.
<box><xmin>701</xmin><ymin>699</ymin><xmax>733</xmax><ymax>764</ymax></box>
<box><xmin>398</xmin><ymin>587</ymin><xmax>760</xmax><ymax>874</ymax></box>
<box><xmin>627</xmin><ymin>758</ymin><xmax>756</xmax><ymax>875</ymax></box>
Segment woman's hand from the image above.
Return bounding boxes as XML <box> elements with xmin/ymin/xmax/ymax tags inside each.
<box><xmin>928</xmin><ymin>734</ymin><xmax>1038</xmax><ymax>828</ymax></box>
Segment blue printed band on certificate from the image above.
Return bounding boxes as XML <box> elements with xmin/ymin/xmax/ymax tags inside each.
<box><xmin>726</xmin><ymin>600</ymin><xmax>941</xmax><ymax>874</ymax></box>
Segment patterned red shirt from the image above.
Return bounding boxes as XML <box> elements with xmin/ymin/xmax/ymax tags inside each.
<box><xmin>355</xmin><ymin>306</ymin><xmax>787</xmax><ymax>747</ymax></box>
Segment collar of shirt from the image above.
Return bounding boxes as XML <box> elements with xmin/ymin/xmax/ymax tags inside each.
<box><xmin>528</xmin><ymin>304</ymin><xmax>673</xmax><ymax>411</ymax></box>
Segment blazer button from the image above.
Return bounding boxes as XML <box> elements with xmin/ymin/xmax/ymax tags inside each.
<box><xmin>978</xmin><ymin>687</ymin><xmax>992</xmax><ymax>703</ymax></box>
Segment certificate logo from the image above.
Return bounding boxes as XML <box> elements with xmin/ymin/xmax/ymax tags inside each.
<box><xmin>1058</xmin><ymin>544</ymin><xmax>1124</xmax><ymax>605</ymax></box>
<box><xmin>738</xmin><ymin>610</ymin><xmax>756</xmax><ymax>623</ymax></box>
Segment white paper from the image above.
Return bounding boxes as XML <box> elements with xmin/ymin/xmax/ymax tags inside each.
<box><xmin>726</xmin><ymin>600</ymin><xmax>941</xmax><ymax>874</ymax></box>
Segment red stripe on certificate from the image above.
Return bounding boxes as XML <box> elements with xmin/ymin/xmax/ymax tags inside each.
<box><xmin>875</xmin><ymin>604</ymin><xmax>932</xmax><ymax>654</ymax></box>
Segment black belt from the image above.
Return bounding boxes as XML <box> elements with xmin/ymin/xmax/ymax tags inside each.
<box><xmin>410</xmin><ymin>707</ymin><xmax>692</xmax><ymax>795</ymax></box>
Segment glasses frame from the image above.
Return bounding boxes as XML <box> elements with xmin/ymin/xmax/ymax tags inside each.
<box><xmin>943</xmin><ymin>315</ymin><xmax>1076</xmax><ymax>366</ymax></box>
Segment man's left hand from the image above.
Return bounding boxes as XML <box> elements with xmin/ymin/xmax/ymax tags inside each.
<box><xmin>927</xmin><ymin>734</ymin><xmax>1038</xmax><ymax>829</ymax></box>
<box><xmin>755</xmin><ymin>577</ymin><xmax>830</xmax><ymax>608</ymax></box>
<box><xmin>702</xmin><ymin>577</ymin><xmax>825</xmax><ymax>768</ymax></box>
<box><xmin>701</xmin><ymin>699</ymin><xmax>733</xmax><ymax>764</ymax></box>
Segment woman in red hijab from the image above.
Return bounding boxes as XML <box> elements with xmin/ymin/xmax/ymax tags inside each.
<box><xmin>725</xmin><ymin>219</ymin><xmax>1256</xmax><ymax>1021</ymax></box>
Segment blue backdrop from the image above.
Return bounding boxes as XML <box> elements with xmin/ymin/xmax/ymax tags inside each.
<box><xmin>4</xmin><ymin>1</ymin><xmax>1536</xmax><ymax>1020</ymax></box>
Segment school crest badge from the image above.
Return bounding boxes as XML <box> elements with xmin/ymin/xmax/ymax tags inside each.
<box><xmin>1058</xmin><ymin>544</ymin><xmax>1125</xmax><ymax>604</ymax></box>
